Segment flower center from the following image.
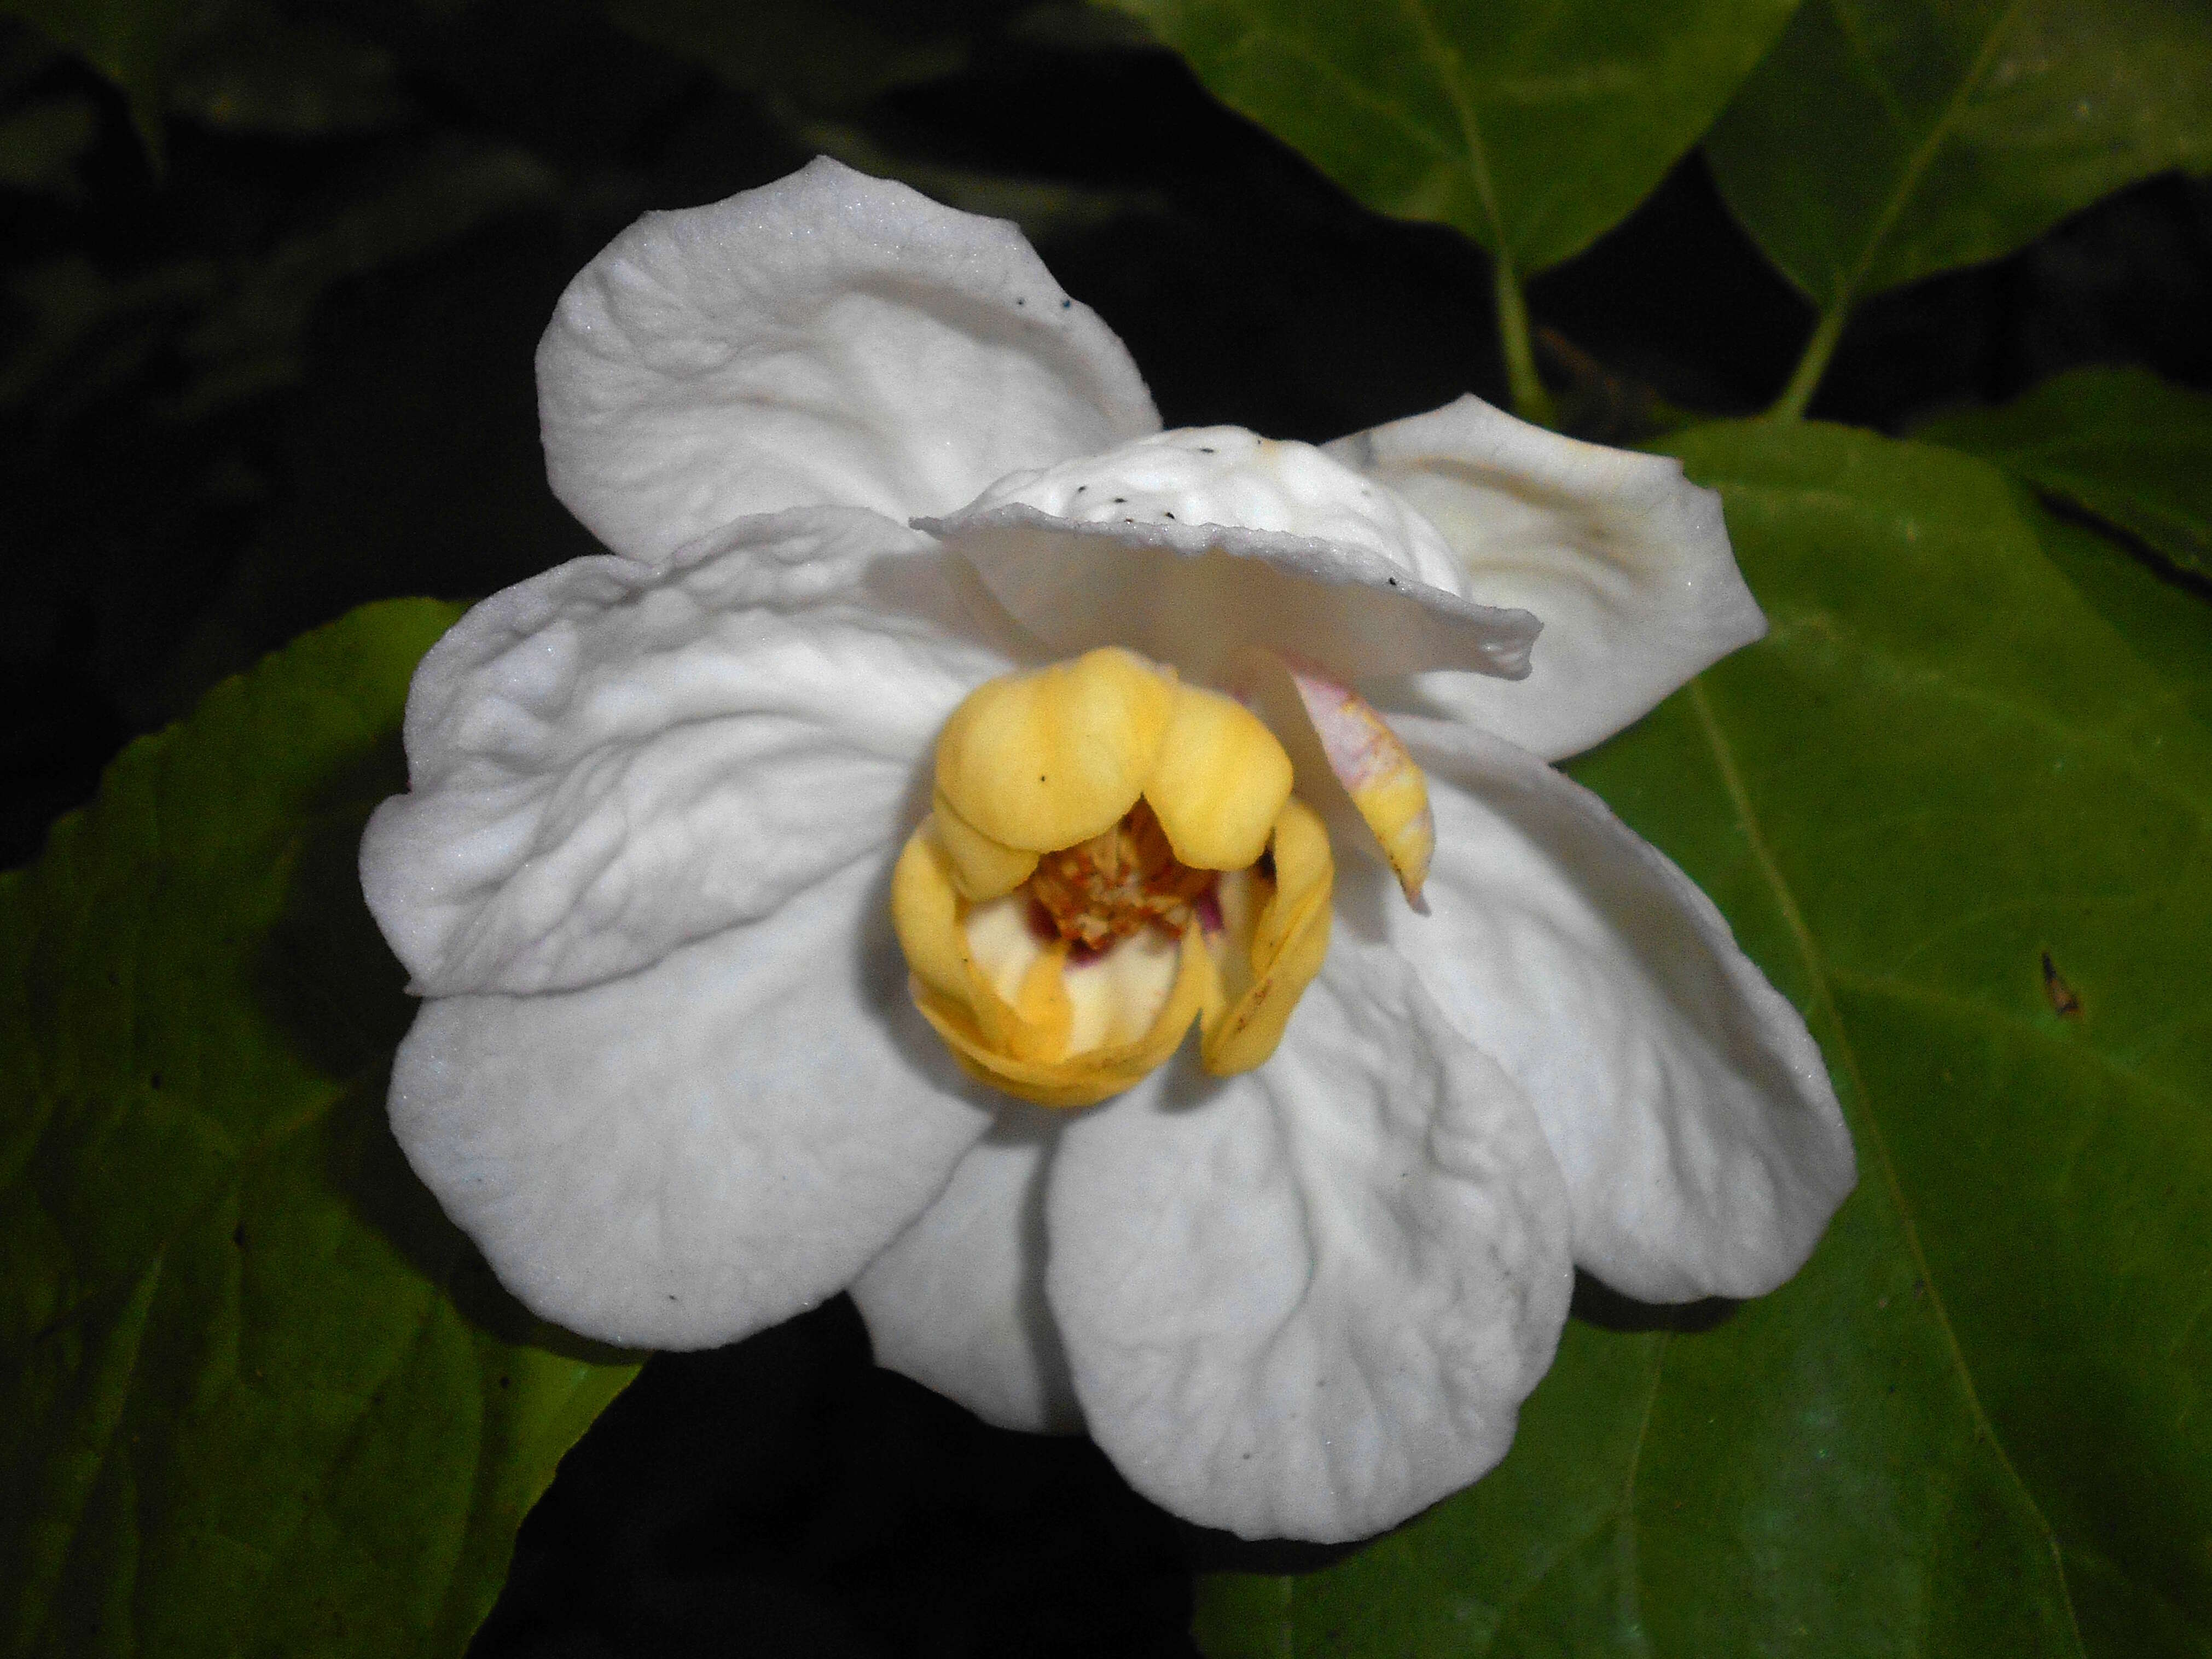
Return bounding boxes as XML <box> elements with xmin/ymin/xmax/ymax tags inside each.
<box><xmin>890</xmin><ymin>648</ymin><xmax>1337</xmax><ymax>1110</ymax></box>
<box><xmin>1029</xmin><ymin>799</ymin><xmax>1217</xmax><ymax>953</ymax></box>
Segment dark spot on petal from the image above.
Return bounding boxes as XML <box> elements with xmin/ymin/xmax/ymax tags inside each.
<box><xmin>1112</xmin><ymin>497</ymin><xmax>1127</xmax><ymax>503</ymax></box>
<box><xmin>1015</xmin><ymin>297</ymin><xmax>1026</xmax><ymax>306</ymax></box>
<box><xmin>1199</xmin><ymin>446</ymin><xmax>1216</xmax><ymax>454</ymax></box>
<box><xmin>1164</xmin><ymin>511</ymin><xmax>1175</xmax><ymax>519</ymax></box>
<box><xmin>1387</xmin><ymin>577</ymin><xmax>1398</xmax><ymax>586</ymax></box>
<box><xmin>1061</xmin><ymin>298</ymin><xmax>1072</xmax><ymax>309</ymax></box>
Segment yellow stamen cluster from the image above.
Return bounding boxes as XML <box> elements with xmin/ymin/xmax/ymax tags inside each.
<box><xmin>1029</xmin><ymin>799</ymin><xmax>1216</xmax><ymax>952</ymax></box>
<box><xmin>891</xmin><ymin>648</ymin><xmax>1334</xmax><ymax>1109</ymax></box>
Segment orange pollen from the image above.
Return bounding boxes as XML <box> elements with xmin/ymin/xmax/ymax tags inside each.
<box><xmin>1027</xmin><ymin>799</ymin><xmax>1218</xmax><ymax>952</ymax></box>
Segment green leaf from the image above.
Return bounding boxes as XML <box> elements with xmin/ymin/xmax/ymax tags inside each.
<box><xmin>601</xmin><ymin>0</ymin><xmax>972</xmax><ymax>114</ymax></box>
<box><xmin>1195</xmin><ymin>424</ymin><xmax>2212</xmax><ymax>1657</ymax></box>
<box><xmin>166</xmin><ymin>14</ymin><xmax>409</xmax><ymax>137</ymax></box>
<box><xmin>1918</xmin><ymin>367</ymin><xmax>2212</xmax><ymax>584</ymax></box>
<box><xmin>0</xmin><ymin>0</ymin><xmax>189</xmax><ymax>159</ymax></box>
<box><xmin>1</xmin><ymin>602</ymin><xmax>642</xmax><ymax>1659</ymax></box>
<box><xmin>2006</xmin><ymin>497</ymin><xmax>2212</xmax><ymax>735</ymax></box>
<box><xmin>1098</xmin><ymin>0</ymin><xmax>1801</xmax><ymax>276</ymax></box>
<box><xmin>1707</xmin><ymin>0</ymin><xmax>2212</xmax><ymax>321</ymax></box>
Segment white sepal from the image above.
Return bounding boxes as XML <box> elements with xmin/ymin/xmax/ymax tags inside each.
<box><xmin>1046</xmin><ymin>949</ymin><xmax>1574</xmax><ymax>1542</ymax></box>
<box><xmin>389</xmin><ymin>860</ymin><xmax>990</xmax><ymax>1349</ymax></box>
<box><xmin>851</xmin><ymin>1114</ymin><xmax>1084</xmax><ymax>1434</ymax></box>
<box><xmin>362</xmin><ymin>507</ymin><xmax>1015</xmax><ymax>998</ymax></box>
<box><xmin>1400</xmin><ymin>716</ymin><xmax>1856</xmax><ymax>1302</ymax></box>
<box><xmin>539</xmin><ymin>156</ymin><xmax>1159</xmax><ymax>562</ymax></box>
<box><xmin>1329</xmin><ymin>396</ymin><xmax>1763</xmax><ymax>761</ymax></box>
<box><xmin>922</xmin><ymin>427</ymin><xmax>1540</xmax><ymax>687</ymax></box>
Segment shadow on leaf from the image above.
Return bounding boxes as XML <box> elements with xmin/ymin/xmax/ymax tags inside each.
<box><xmin>1569</xmin><ymin>1268</ymin><xmax>1738</xmax><ymax>1334</ymax></box>
<box><xmin>249</xmin><ymin>719</ymin><xmax>631</xmax><ymax>1366</ymax></box>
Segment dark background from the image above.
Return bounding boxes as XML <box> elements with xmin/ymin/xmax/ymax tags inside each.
<box><xmin>5</xmin><ymin>3</ymin><xmax>2208</xmax><ymax>1651</ymax></box>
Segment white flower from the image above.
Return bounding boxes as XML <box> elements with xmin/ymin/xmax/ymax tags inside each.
<box><xmin>360</xmin><ymin>158</ymin><xmax>1854</xmax><ymax>1544</ymax></box>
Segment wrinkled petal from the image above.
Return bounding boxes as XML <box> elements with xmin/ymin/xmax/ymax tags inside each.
<box><xmin>1046</xmin><ymin>948</ymin><xmax>1574</xmax><ymax>1542</ymax></box>
<box><xmin>539</xmin><ymin>156</ymin><xmax>1159</xmax><ymax>562</ymax></box>
<box><xmin>1392</xmin><ymin>716</ymin><xmax>1855</xmax><ymax>1302</ymax></box>
<box><xmin>1328</xmin><ymin>396</ymin><xmax>1764</xmax><ymax>761</ymax></box>
<box><xmin>850</xmin><ymin>1113</ymin><xmax>1082</xmax><ymax>1434</ymax></box>
<box><xmin>362</xmin><ymin>506</ymin><xmax>1017</xmax><ymax>997</ymax></box>
<box><xmin>921</xmin><ymin>428</ymin><xmax>1540</xmax><ymax>686</ymax></box>
<box><xmin>389</xmin><ymin>858</ymin><xmax>991</xmax><ymax>1349</ymax></box>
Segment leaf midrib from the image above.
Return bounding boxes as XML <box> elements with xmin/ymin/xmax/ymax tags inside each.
<box><xmin>1393</xmin><ymin>0</ymin><xmax>1509</xmax><ymax>254</ymax></box>
<box><xmin>1822</xmin><ymin>0</ymin><xmax>2031</xmax><ymax>314</ymax></box>
<box><xmin>22</xmin><ymin>1071</ymin><xmax>358</xmax><ymax>1350</ymax></box>
<box><xmin>1686</xmin><ymin>676</ymin><xmax>2091</xmax><ymax>1657</ymax></box>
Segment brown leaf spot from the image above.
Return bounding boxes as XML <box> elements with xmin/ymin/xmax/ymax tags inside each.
<box><xmin>2041</xmin><ymin>950</ymin><xmax>2082</xmax><ymax>1019</ymax></box>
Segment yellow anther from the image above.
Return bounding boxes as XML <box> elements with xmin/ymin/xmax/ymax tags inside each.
<box><xmin>934</xmin><ymin>647</ymin><xmax>1173</xmax><ymax>852</ymax></box>
<box><xmin>1143</xmin><ymin>681</ymin><xmax>1294</xmax><ymax>871</ymax></box>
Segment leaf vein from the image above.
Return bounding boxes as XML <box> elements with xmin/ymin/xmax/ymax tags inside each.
<box><xmin>1687</xmin><ymin>677</ymin><xmax>2090</xmax><ymax>1659</ymax></box>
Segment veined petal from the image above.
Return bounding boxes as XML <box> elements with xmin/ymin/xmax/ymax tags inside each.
<box><xmin>1327</xmin><ymin>396</ymin><xmax>1764</xmax><ymax>761</ymax></box>
<box><xmin>1396</xmin><ymin>716</ymin><xmax>1855</xmax><ymax>1303</ymax></box>
<box><xmin>921</xmin><ymin>428</ymin><xmax>1540</xmax><ymax>686</ymax></box>
<box><xmin>850</xmin><ymin>1115</ymin><xmax>1083</xmax><ymax>1435</ymax></box>
<box><xmin>389</xmin><ymin>858</ymin><xmax>991</xmax><ymax>1349</ymax></box>
<box><xmin>539</xmin><ymin>156</ymin><xmax>1159</xmax><ymax>562</ymax></box>
<box><xmin>1047</xmin><ymin>949</ymin><xmax>1574</xmax><ymax>1542</ymax></box>
<box><xmin>361</xmin><ymin>506</ymin><xmax>1016</xmax><ymax>997</ymax></box>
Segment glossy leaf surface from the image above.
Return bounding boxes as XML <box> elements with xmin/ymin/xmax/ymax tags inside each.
<box><xmin>1707</xmin><ymin>0</ymin><xmax>2212</xmax><ymax>315</ymax></box>
<box><xmin>1195</xmin><ymin>421</ymin><xmax>2212</xmax><ymax>1657</ymax></box>
<box><xmin>1101</xmin><ymin>0</ymin><xmax>1799</xmax><ymax>274</ymax></box>
<box><xmin>1919</xmin><ymin>366</ymin><xmax>2212</xmax><ymax>584</ymax></box>
<box><xmin>0</xmin><ymin>602</ymin><xmax>641</xmax><ymax>1659</ymax></box>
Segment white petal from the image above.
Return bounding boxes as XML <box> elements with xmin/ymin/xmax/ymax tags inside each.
<box><xmin>1327</xmin><ymin>396</ymin><xmax>1764</xmax><ymax>761</ymax></box>
<box><xmin>538</xmin><ymin>156</ymin><xmax>1159</xmax><ymax>562</ymax></box>
<box><xmin>1046</xmin><ymin>952</ymin><xmax>1574</xmax><ymax>1542</ymax></box>
<box><xmin>361</xmin><ymin>506</ymin><xmax>1017</xmax><ymax>997</ymax></box>
<box><xmin>850</xmin><ymin>1114</ymin><xmax>1082</xmax><ymax>1435</ymax></box>
<box><xmin>1394</xmin><ymin>716</ymin><xmax>1855</xmax><ymax>1302</ymax></box>
<box><xmin>921</xmin><ymin>427</ymin><xmax>1540</xmax><ymax>686</ymax></box>
<box><xmin>389</xmin><ymin>856</ymin><xmax>991</xmax><ymax>1349</ymax></box>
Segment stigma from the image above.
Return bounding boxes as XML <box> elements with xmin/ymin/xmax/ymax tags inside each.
<box><xmin>891</xmin><ymin>648</ymin><xmax>1336</xmax><ymax>1109</ymax></box>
